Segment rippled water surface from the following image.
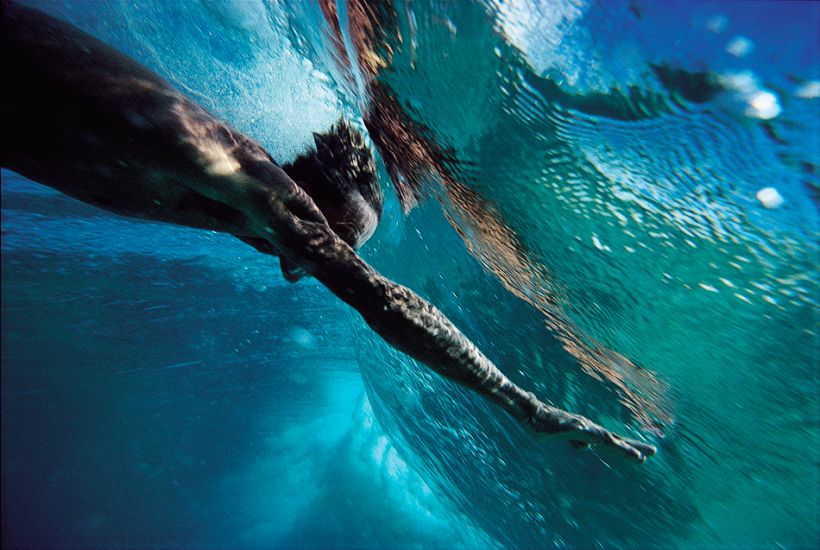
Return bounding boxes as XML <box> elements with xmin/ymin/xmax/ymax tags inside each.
<box><xmin>2</xmin><ymin>1</ymin><xmax>818</xmax><ymax>548</ymax></box>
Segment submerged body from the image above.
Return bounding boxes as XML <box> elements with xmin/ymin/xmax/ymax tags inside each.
<box><xmin>1</xmin><ymin>2</ymin><xmax>655</xmax><ymax>461</ymax></box>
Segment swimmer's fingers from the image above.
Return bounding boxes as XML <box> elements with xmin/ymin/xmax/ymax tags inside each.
<box><xmin>272</xmin><ymin>184</ymin><xmax>328</xmax><ymax>227</ymax></box>
<box><xmin>530</xmin><ymin>405</ymin><xmax>656</xmax><ymax>463</ymax></box>
<box><xmin>240</xmin><ymin>161</ymin><xmax>328</xmax><ymax>228</ymax></box>
<box><xmin>256</xmin><ymin>181</ymin><xmax>329</xmax><ymax>247</ymax></box>
<box><xmin>570</xmin><ymin>422</ymin><xmax>657</xmax><ymax>463</ymax></box>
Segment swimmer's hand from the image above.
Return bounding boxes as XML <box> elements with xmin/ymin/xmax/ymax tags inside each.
<box><xmin>530</xmin><ymin>403</ymin><xmax>656</xmax><ymax>462</ymax></box>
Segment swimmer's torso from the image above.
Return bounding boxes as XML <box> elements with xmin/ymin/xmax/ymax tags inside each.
<box><xmin>3</xmin><ymin>1</ymin><xmax>286</xmax><ymax>239</ymax></box>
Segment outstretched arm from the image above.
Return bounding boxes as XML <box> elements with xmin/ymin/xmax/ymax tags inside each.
<box><xmin>262</xmin><ymin>187</ymin><xmax>657</xmax><ymax>462</ymax></box>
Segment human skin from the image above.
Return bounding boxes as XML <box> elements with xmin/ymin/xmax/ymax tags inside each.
<box><xmin>2</xmin><ymin>1</ymin><xmax>655</xmax><ymax>461</ymax></box>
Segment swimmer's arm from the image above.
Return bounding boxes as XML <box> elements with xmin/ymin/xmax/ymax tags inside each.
<box><xmin>272</xmin><ymin>201</ymin><xmax>656</xmax><ymax>462</ymax></box>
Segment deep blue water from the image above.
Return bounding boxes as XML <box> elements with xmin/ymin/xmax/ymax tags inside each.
<box><xmin>2</xmin><ymin>1</ymin><xmax>818</xmax><ymax>548</ymax></box>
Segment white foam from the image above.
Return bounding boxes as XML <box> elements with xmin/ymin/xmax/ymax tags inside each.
<box><xmin>493</xmin><ymin>0</ymin><xmax>588</xmax><ymax>80</ymax></box>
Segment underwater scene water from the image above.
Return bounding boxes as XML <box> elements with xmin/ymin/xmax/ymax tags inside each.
<box><xmin>2</xmin><ymin>0</ymin><xmax>818</xmax><ymax>548</ymax></box>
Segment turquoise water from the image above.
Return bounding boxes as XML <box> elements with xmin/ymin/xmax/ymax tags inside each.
<box><xmin>2</xmin><ymin>1</ymin><xmax>818</xmax><ymax>548</ymax></box>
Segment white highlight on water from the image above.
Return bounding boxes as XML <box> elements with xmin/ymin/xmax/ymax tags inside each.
<box><xmin>706</xmin><ymin>14</ymin><xmax>728</xmax><ymax>34</ymax></box>
<box><xmin>756</xmin><ymin>187</ymin><xmax>784</xmax><ymax>209</ymax></box>
<box><xmin>288</xmin><ymin>326</ymin><xmax>317</xmax><ymax>349</ymax></box>
<box><xmin>746</xmin><ymin>91</ymin><xmax>782</xmax><ymax>120</ymax></box>
<box><xmin>726</xmin><ymin>36</ymin><xmax>754</xmax><ymax>58</ymax></box>
<box><xmin>591</xmin><ymin>234</ymin><xmax>611</xmax><ymax>252</ymax></box>
<box><xmin>795</xmin><ymin>80</ymin><xmax>820</xmax><ymax>99</ymax></box>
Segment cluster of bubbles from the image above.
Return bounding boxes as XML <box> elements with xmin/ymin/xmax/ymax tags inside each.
<box><xmin>704</xmin><ymin>12</ymin><xmax>818</xmax><ymax>211</ymax></box>
<box><xmin>706</xmin><ymin>12</ymin><xmax>819</xmax><ymax>117</ymax></box>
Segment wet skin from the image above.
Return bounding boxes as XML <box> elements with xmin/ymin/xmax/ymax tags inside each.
<box><xmin>2</xmin><ymin>1</ymin><xmax>656</xmax><ymax>462</ymax></box>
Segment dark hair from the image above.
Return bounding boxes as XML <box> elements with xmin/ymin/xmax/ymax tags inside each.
<box><xmin>282</xmin><ymin>119</ymin><xmax>382</xmax><ymax>248</ymax></box>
